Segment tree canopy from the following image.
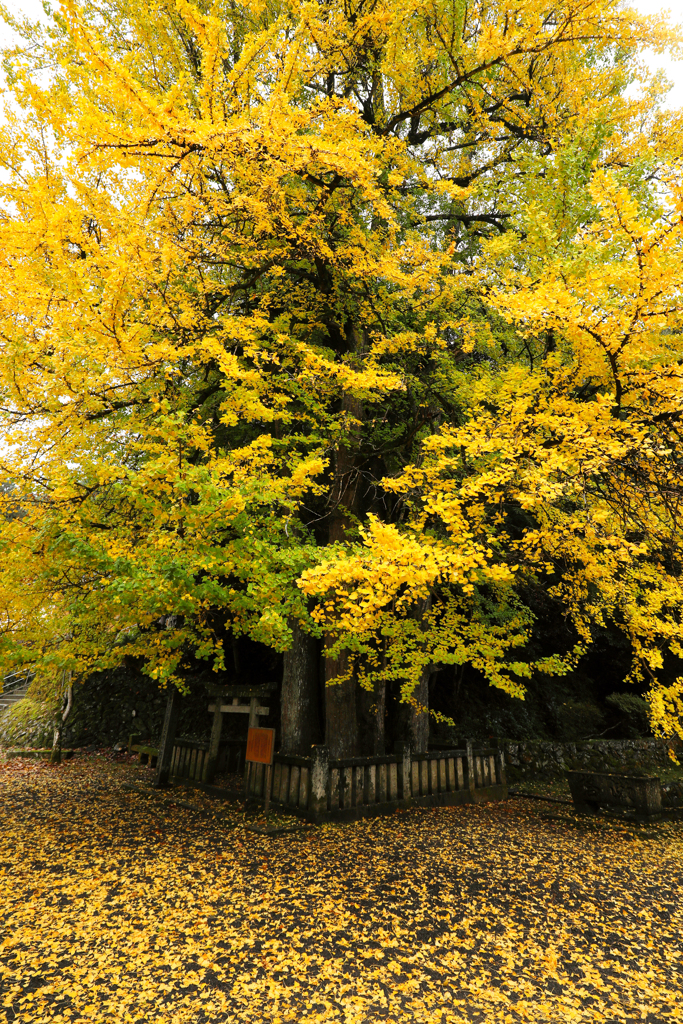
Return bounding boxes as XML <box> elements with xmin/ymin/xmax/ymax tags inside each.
<box><xmin>0</xmin><ymin>0</ymin><xmax>682</xmax><ymax>747</ymax></box>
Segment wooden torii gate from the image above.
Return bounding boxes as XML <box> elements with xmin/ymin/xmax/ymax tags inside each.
<box><xmin>203</xmin><ymin>684</ymin><xmax>275</xmax><ymax>784</ymax></box>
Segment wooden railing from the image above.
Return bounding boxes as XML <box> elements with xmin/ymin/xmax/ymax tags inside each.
<box><xmin>245</xmin><ymin>742</ymin><xmax>507</xmax><ymax>823</ymax></box>
<box><xmin>0</xmin><ymin>669</ymin><xmax>32</xmax><ymax>714</ymax></box>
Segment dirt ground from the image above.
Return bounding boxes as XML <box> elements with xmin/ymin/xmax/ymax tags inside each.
<box><xmin>1</xmin><ymin>752</ymin><xmax>682</xmax><ymax>1023</ymax></box>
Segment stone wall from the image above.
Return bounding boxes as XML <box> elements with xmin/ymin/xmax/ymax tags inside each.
<box><xmin>661</xmin><ymin>780</ymin><xmax>683</xmax><ymax>809</ymax></box>
<box><xmin>502</xmin><ymin>737</ymin><xmax>679</xmax><ymax>777</ymax></box>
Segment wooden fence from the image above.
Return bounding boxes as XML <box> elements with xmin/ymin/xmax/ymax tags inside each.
<box><xmin>169</xmin><ymin>737</ymin><xmax>250</xmax><ymax>782</ymax></box>
<box><xmin>217</xmin><ymin>738</ymin><xmax>247</xmax><ymax>775</ymax></box>
<box><xmin>169</xmin><ymin>738</ymin><xmax>209</xmax><ymax>783</ymax></box>
<box><xmin>245</xmin><ymin>742</ymin><xmax>506</xmax><ymax>822</ymax></box>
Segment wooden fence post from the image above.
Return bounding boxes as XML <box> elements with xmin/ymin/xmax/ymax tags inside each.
<box><xmin>264</xmin><ymin>763</ymin><xmax>273</xmax><ymax>814</ymax></box>
<box><xmin>243</xmin><ymin>697</ymin><xmax>260</xmax><ymax>796</ymax></box>
<box><xmin>310</xmin><ymin>745</ymin><xmax>329</xmax><ymax>819</ymax></box>
<box><xmin>466</xmin><ymin>740</ymin><xmax>476</xmax><ymax>800</ymax></box>
<box><xmin>154</xmin><ymin>689</ymin><xmax>179</xmax><ymax>788</ymax></box>
<box><xmin>498</xmin><ymin>746</ymin><xmax>507</xmax><ymax>788</ymax></box>
<box><xmin>203</xmin><ymin>702</ymin><xmax>223</xmax><ymax>784</ymax></box>
<box><xmin>394</xmin><ymin>740</ymin><xmax>412</xmax><ymax>801</ymax></box>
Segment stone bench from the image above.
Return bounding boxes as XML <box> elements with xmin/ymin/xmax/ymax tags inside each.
<box><xmin>127</xmin><ymin>733</ymin><xmax>158</xmax><ymax>767</ymax></box>
<box><xmin>566</xmin><ymin>769</ymin><xmax>661</xmax><ymax>821</ymax></box>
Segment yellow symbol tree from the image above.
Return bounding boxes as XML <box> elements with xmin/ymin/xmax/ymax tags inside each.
<box><xmin>0</xmin><ymin>1</ymin><xmax>680</xmax><ymax>753</ymax></box>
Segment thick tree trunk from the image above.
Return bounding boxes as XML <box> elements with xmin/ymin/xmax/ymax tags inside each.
<box><xmin>281</xmin><ymin>619</ymin><xmax>320</xmax><ymax>755</ymax></box>
<box><xmin>392</xmin><ymin>667</ymin><xmax>431</xmax><ymax>754</ymax></box>
<box><xmin>324</xmin><ymin>343</ymin><xmax>365</xmax><ymax>757</ymax></box>
<box><xmin>408</xmin><ymin>666</ymin><xmax>430</xmax><ymax>754</ymax></box>
<box><xmin>324</xmin><ymin>648</ymin><xmax>360</xmax><ymax>758</ymax></box>
<box><xmin>405</xmin><ymin>597</ymin><xmax>433</xmax><ymax>754</ymax></box>
<box><xmin>373</xmin><ymin>679</ymin><xmax>386</xmax><ymax>755</ymax></box>
<box><xmin>358</xmin><ymin>678</ymin><xmax>386</xmax><ymax>756</ymax></box>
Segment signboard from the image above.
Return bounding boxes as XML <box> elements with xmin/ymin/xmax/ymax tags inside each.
<box><xmin>245</xmin><ymin>727</ymin><xmax>275</xmax><ymax>766</ymax></box>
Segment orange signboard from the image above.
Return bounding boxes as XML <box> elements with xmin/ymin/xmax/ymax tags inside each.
<box><xmin>245</xmin><ymin>727</ymin><xmax>275</xmax><ymax>765</ymax></box>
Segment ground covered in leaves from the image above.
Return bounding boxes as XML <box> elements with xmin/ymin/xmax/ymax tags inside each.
<box><xmin>1</xmin><ymin>755</ymin><xmax>682</xmax><ymax>1023</ymax></box>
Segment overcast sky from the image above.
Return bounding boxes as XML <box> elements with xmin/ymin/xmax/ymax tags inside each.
<box><xmin>0</xmin><ymin>0</ymin><xmax>681</xmax><ymax>106</ymax></box>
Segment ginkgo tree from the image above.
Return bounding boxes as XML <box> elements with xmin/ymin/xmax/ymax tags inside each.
<box><xmin>0</xmin><ymin>0</ymin><xmax>681</xmax><ymax>756</ymax></box>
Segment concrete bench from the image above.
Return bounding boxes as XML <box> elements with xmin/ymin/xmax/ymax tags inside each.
<box><xmin>128</xmin><ymin>733</ymin><xmax>158</xmax><ymax>767</ymax></box>
<box><xmin>566</xmin><ymin>769</ymin><xmax>661</xmax><ymax>821</ymax></box>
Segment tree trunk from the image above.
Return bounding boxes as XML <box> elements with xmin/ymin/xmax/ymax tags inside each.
<box><xmin>392</xmin><ymin>667</ymin><xmax>431</xmax><ymax>754</ymax></box>
<box><xmin>322</xmin><ymin>322</ymin><xmax>367</xmax><ymax>757</ymax></box>
<box><xmin>325</xmin><ymin>648</ymin><xmax>360</xmax><ymax>757</ymax></box>
<box><xmin>406</xmin><ymin>597</ymin><xmax>433</xmax><ymax>754</ymax></box>
<box><xmin>51</xmin><ymin>675</ymin><xmax>73</xmax><ymax>765</ymax></box>
<box><xmin>408</xmin><ymin>666</ymin><xmax>430</xmax><ymax>754</ymax></box>
<box><xmin>281</xmin><ymin>619</ymin><xmax>320</xmax><ymax>755</ymax></box>
<box><xmin>324</xmin><ymin>376</ymin><xmax>364</xmax><ymax>756</ymax></box>
<box><xmin>358</xmin><ymin>678</ymin><xmax>386</xmax><ymax>756</ymax></box>
<box><xmin>373</xmin><ymin>679</ymin><xmax>386</xmax><ymax>755</ymax></box>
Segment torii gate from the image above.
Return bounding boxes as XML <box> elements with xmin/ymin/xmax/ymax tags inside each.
<box><xmin>203</xmin><ymin>683</ymin><xmax>275</xmax><ymax>784</ymax></box>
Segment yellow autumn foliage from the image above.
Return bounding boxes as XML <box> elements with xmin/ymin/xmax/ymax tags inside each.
<box><xmin>0</xmin><ymin>0</ymin><xmax>681</xmax><ymax>733</ymax></box>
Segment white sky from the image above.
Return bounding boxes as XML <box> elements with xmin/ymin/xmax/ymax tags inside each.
<box><xmin>630</xmin><ymin>0</ymin><xmax>683</xmax><ymax>108</ymax></box>
<box><xmin>0</xmin><ymin>0</ymin><xmax>681</xmax><ymax>104</ymax></box>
